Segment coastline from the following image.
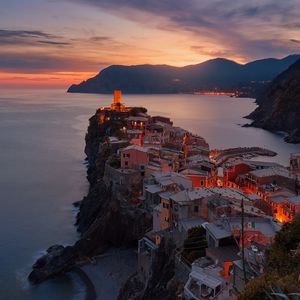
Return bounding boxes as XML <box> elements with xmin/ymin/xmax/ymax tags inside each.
<box><xmin>26</xmin><ymin>91</ymin><xmax>300</xmax><ymax>299</ymax></box>
<box><xmin>78</xmin><ymin>248</ymin><xmax>137</xmax><ymax>300</ymax></box>
<box><xmin>72</xmin><ymin>268</ymin><xmax>96</xmax><ymax>300</ymax></box>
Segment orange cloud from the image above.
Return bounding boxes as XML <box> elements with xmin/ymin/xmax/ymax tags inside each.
<box><xmin>0</xmin><ymin>72</ymin><xmax>96</xmax><ymax>88</ymax></box>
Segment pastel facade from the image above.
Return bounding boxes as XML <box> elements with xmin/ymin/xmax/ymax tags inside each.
<box><xmin>120</xmin><ymin>145</ymin><xmax>149</xmax><ymax>169</ymax></box>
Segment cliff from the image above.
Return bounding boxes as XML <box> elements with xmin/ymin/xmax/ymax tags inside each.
<box><xmin>67</xmin><ymin>55</ymin><xmax>300</xmax><ymax>95</ymax></box>
<box><xmin>247</xmin><ymin>59</ymin><xmax>300</xmax><ymax>143</ymax></box>
<box><xmin>118</xmin><ymin>238</ymin><xmax>177</xmax><ymax>300</ymax></box>
<box><xmin>28</xmin><ymin>108</ymin><xmax>152</xmax><ymax>284</ymax></box>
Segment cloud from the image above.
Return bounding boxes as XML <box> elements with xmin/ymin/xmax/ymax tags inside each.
<box><xmin>37</xmin><ymin>40</ymin><xmax>71</xmax><ymax>45</ymax></box>
<box><xmin>190</xmin><ymin>45</ymin><xmax>234</xmax><ymax>58</ymax></box>
<box><xmin>0</xmin><ymin>29</ymin><xmax>55</xmax><ymax>38</ymax></box>
<box><xmin>89</xmin><ymin>36</ymin><xmax>112</xmax><ymax>42</ymax></box>
<box><xmin>290</xmin><ymin>39</ymin><xmax>300</xmax><ymax>43</ymax></box>
<box><xmin>0</xmin><ymin>29</ymin><xmax>69</xmax><ymax>46</ymax></box>
<box><xmin>0</xmin><ymin>52</ymin><xmax>107</xmax><ymax>73</ymax></box>
<box><xmin>68</xmin><ymin>0</ymin><xmax>300</xmax><ymax>60</ymax></box>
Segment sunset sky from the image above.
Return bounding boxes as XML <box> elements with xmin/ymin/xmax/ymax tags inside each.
<box><xmin>1</xmin><ymin>0</ymin><xmax>300</xmax><ymax>87</ymax></box>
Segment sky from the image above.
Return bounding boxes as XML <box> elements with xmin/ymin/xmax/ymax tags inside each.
<box><xmin>1</xmin><ymin>0</ymin><xmax>300</xmax><ymax>88</ymax></box>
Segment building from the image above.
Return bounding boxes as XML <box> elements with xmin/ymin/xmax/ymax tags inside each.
<box><xmin>120</xmin><ymin>145</ymin><xmax>149</xmax><ymax>170</ymax></box>
<box><xmin>138</xmin><ymin>233</ymin><xmax>158</xmax><ymax>283</ymax></box>
<box><xmin>205</xmin><ymin>216</ymin><xmax>281</xmax><ymax>249</ymax></box>
<box><xmin>151</xmin><ymin>116</ymin><xmax>173</xmax><ymax>126</ymax></box>
<box><xmin>171</xmin><ymin>188</ymin><xmax>214</xmax><ymax>228</ymax></box>
<box><xmin>184</xmin><ymin>257</ymin><xmax>229</xmax><ymax>300</ymax></box>
<box><xmin>126</xmin><ymin>116</ymin><xmax>149</xmax><ymax>145</ymax></box>
<box><xmin>290</xmin><ymin>152</ymin><xmax>300</xmax><ymax>175</ymax></box>
<box><xmin>110</xmin><ymin>89</ymin><xmax>125</xmax><ymax>112</ymax></box>
<box><xmin>160</xmin><ymin>191</ymin><xmax>175</xmax><ymax>230</ymax></box>
<box><xmin>223</xmin><ymin>161</ymin><xmax>253</xmax><ymax>183</ymax></box>
<box><xmin>180</xmin><ymin>168</ymin><xmax>213</xmax><ymax>188</ymax></box>
<box><xmin>97</xmin><ymin>90</ymin><xmax>131</xmax><ymax>123</ymax></box>
<box><xmin>275</xmin><ymin>195</ymin><xmax>300</xmax><ymax>222</ymax></box>
<box><xmin>244</xmin><ymin>167</ymin><xmax>295</xmax><ymax>195</ymax></box>
<box><xmin>142</xmin><ymin>172</ymin><xmax>192</xmax><ymax>209</ymax></box>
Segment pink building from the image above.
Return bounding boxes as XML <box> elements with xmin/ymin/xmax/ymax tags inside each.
<box><xmin>120</xmin><ymin>145</ymin><xmax>149</xmax><ymax>169</ymax></box>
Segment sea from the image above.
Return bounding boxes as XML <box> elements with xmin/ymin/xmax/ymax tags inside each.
<box><xmin>0</xmin><ymin>89</ymin><xmax>299</xmax><ymax>300</ymax></box>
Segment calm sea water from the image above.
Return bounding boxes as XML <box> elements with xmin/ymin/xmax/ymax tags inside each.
<box><xmin>0</xmin><ymin>89</ymin><xmax>299</xmax><ymax>300</ymax></box>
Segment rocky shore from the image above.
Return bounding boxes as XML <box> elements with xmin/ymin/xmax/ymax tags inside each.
<box><xmin>28</xmin><ymin>108</ymin><xmax>152</xmax><ymax>286</ymax></box>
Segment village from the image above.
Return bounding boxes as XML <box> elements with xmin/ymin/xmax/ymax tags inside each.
<box><xmin>97</xmin><ymin>90</ymin><xmax>300</xmax><ymax>300</ymax></box>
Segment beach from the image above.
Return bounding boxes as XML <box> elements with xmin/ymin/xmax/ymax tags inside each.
<box><xmin>79</xmin><ymin>248</ymin><xmax>137</xmax><ymax>300</ymax></box>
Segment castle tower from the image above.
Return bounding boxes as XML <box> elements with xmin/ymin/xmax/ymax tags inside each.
<box><xmin>111</xmin><ymin>89</ymin><xmax>125</xmax><ymax>112</ymax></box>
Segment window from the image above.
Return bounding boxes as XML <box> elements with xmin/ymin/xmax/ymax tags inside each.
<box><xmin>194</xmin><ymin>206</ymin><xmax>199</xmax><ymax>212</ymax></box>
<box><xmin>125</xmin><ymin>161</ymin><xmax>128</xmax><ymax>166</ymax></box>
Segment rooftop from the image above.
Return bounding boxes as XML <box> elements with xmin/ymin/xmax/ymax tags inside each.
<box><xmin>121</xmin><ymin>144</ymin><xmax>149</xmax><ymax>153</ymax></box>
<box><xmin>145</xmin><ymin>184</ymin><xmax>163</xmax><ymax>194</ymax></box>
<box><xmin>228</xmin><ymin>216</ymin><xmax>281</xmax><ymax>237</ymax></box>
<box><xmin>187</xmin><ymin>154</ymin><xmax>210</xmax><ymax>163</ymax></box>
<box><xmin>171</xmin><ymin>189</ymin><xmax>215</xmax><ymax>204</ymax></box>
<box><xmin>288</xmin><ymin>195</ymin><xmax>300</xmax><ymax>204</ymax></box>
<box><xmin>127</xmin><ymin>116</ymin><xmax>148</xmax><ymax>122</ymax></box>
<box><xmin>206</xmin><ymin>216</ymin><xmax>281</xmax><ymax>240</ymax></box>
<box><xmin>180</xmin><ymin>168</ymin><xmax>209</xmax><ymax>176</ymax></box>
<box><xmin>179</xmin><ymin>218</ymin><xmax>206</xmax><ymax>232</ymax></box>
<box><xmin>244</xmin><ymin>160</ymin><xmax>283</xmax><ymax>168</ymax></box>
<box><xmin>159</xmin><ymin>190</ymin><xmax>176</xmax><ymax>199</ymax></box>
<box><xmin>153</xmin><ymin>172</ymin><xmax>192</xmax><ymax>189</ymax></box>
<box><xmin>205</xmin><ymin>223</ymin><xmax>232</xmax><ymax>240</ymax></box>
<box><xmin>249</xmin><ymin>167</ymin><xmax>293</xmax><ymax>179</ymax></box>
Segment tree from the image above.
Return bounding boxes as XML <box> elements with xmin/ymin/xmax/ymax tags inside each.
<box><xmin>181</xmin><ymin>226</ymin><xmax>207</xmax><ymax>265</ymax></box>
<box><xmin>239</xmin><ymin>215</ymin><xmax>300</xmax><ymax>299</ymax></box>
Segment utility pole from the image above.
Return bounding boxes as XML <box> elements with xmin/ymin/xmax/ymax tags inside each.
<box><xmin>241</xmin><ymin>197</ymin><xmax>247</xmax><ymax>285</ymax></box>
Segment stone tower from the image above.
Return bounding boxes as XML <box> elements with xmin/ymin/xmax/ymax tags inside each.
<box><xmin>111</xmin><ymin>90</ymin><xmax>125</xmax><ymax>112</ymax></box>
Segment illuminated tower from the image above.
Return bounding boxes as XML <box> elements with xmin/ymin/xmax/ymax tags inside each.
<box><xmin>111</xmin><ymin>89</ymin><xmax>125</xmax><ymax>112</ymax></box>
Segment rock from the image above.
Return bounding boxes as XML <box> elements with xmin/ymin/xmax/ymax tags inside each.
<box><xmin>28</xmin><ymin>245</ymin><xmax>77</xmax><ymax>284</ymax></box>
<box><xmin>246</xmin><ymin>59</ymin><xmax>300</xmax><ymax>143</ymax></box>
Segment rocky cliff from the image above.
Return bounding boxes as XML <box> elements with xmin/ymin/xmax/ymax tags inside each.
<box><xmin>247</xmin><ymin>59</ymin><xmax>300</xmax><ymax>143</ymax></box>
<box><xmin>28</xmin><ymin>109</ymin><xmax>152</xmax><ymax>284</ymax></box>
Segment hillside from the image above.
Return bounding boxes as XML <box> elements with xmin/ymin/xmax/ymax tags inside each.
<box><xmin>247</xmin><ymin>59</ymin><xmax>300</xmax><ymax>143</ymax></box>
<box><xmin>68</xmin><ymin>55</ymin><xmax>300</xmax><ymax>95</ymax></box>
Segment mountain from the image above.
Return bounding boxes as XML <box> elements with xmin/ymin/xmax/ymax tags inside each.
<box><xmin>68</xmin><ymin>55</ymin><xmax>300</xmax><ymax>95</ymax></box>
<box><xmin>247</xmin><ymin>59</ymin><xmax>300</xmax><ymax>143</ymax></box>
